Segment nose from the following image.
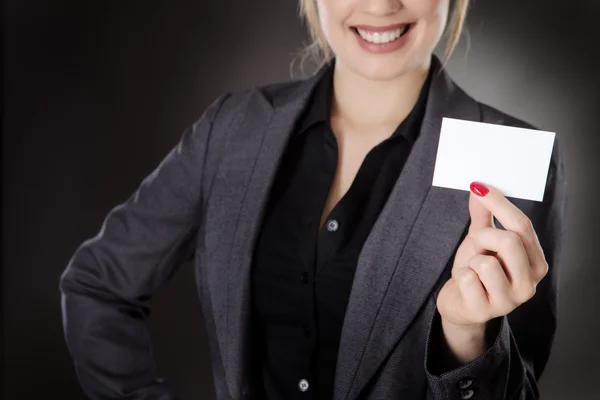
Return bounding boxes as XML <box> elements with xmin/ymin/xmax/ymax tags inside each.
<box><xmin>362</xmin><ymin>0</ymin><xmax>403</xmax><ymax>17</ymax></box>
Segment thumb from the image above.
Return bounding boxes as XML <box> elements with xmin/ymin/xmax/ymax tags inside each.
<box><xmin>468</xmin><ymin>182</ymin><xmax>494</xmax><ymax>233</ymax></box>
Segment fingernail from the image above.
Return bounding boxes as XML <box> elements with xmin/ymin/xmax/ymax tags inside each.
<box><xmin>470</xmin><ymin>182</ymin><xmax>489</xmax><ymax>197</ymax></box>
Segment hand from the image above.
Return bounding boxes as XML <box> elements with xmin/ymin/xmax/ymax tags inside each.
<box><xmin>436</xmin><ymin>182</ymin><xmax>549</xmax><ymax>329</ymax></box>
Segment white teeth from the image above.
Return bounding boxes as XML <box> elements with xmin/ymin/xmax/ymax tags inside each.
<box><xmin>356</xmin><ymin>27</ymin><xmax>405</xmax><ymax>44</ymax></box>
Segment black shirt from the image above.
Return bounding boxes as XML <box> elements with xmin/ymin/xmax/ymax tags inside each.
<box><xmin>250</xmin><ymin>60</ymin><xmax>432</xmax><ymax>400</ymax></box>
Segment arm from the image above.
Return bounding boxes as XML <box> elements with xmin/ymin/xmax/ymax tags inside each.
<box><xmin>60</xmin><ymin>94</ymin><xmax>230</xmax><ymax>399</ymax></box>
<box><xmin>424</xmin><ymin>137</ymin><xmax>568</xmax><ymax>399</ymax></box>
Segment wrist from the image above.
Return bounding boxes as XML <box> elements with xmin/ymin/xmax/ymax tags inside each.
<box><xmin>440</xmin><ymin>317</ymin><xmax>488</xmax><ymax>365</ymax></box>
<box><xmin>441</xmin><ymin>318</ymin><xmax>487</xmax><ymax>337</ymax></box>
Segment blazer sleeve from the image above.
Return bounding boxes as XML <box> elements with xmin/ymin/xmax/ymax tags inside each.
<box><xmin>423</xmin><ymin>135</ymin><xmax>568</xmax><ymax>400</ymax></box>
<box><xmin>59</xmin><ymin>93</ymin><xmax>230</xmax><ymax>399</ymax></box>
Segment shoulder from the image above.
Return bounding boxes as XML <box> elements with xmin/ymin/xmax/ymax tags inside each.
<box><xmin>192</xmin><ymin>74</ymin><xmax>317</xmax><ymax>175</ymax></box>
<box><xmin>441</xmin><ymin>60</ymin><xmax>567</xmax><ymax>209</ymax></box>
<box><xmin>476</xmin><ymin>101</ymin><xmax>537</xmax><ymax>131</ymax></box>
<box><xmin>474</xmin><ymin>100</ymin><xmax>564</xmax><ymax>176</ymax></box>
<box><xmin>472</xmin><ymin>100</ymin><xmax>566</xmax><ymax>216</ymax></box>
<box><xmin>208</xmin><ymin>76</ymin><xmax>314</xmax><ymax>120</ymax></box>
<box><xmin>199</xmin><ymin>78</ymin><xmax>308</xmax><ymax>148</ymax></box>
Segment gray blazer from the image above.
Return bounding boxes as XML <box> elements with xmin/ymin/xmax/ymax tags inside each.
<box><xmin>60</xmin><ymin>55</ymin><xmax>567</xmax><ymax>400</ymax></box>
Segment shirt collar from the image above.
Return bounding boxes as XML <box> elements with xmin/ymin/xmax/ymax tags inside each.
<box><xmin>296</xmin><ymin>60</ymin><xmax>335</xmax><ymax>134</ymax></box>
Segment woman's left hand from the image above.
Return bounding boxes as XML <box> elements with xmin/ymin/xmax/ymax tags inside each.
<box><xmin>436</xmin><ymin>182</ymin><xmax>549</xmax><ymax>331</ymax></box>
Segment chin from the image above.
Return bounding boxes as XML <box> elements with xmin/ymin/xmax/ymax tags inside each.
<box><xmin>345</xmin><ymin>54</ymin><xmax>427</xmax><ymax>82</ymax></box>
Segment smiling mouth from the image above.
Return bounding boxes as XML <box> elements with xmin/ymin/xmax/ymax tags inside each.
<box><xmin>351</xmin><ymin>24</ymin><xmax>412</xmax><ymax>44</ymax></box>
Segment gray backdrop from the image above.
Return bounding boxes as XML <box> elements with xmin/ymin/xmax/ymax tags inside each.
<box><xmin>4</xmin><ymin>0</ymin><xmax>599</xmax><ymax>398</ymax></box>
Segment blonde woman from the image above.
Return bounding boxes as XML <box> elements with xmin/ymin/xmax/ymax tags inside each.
<box><xmin>60</xmin><ymin>1</ymin><xmax>567</xmax><ymax>399</ymax></box>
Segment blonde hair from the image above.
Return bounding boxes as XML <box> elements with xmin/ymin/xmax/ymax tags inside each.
<box><xmin>295</xmin><ymin>0</ymin><xmax>470</xmax><ymax>73</ymax></box>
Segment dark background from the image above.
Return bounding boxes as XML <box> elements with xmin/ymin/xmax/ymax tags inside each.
<box><xmin>3</xmin><ymin>0</ymin><xmax>600</xmax><ymax>399</ymax></box>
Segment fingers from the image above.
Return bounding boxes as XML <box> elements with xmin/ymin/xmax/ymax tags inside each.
<box><xmin>469</xmin><ymin>227</ymin><xmax>533</xmax><ymax>287</ymax></box>
<box><xmin>468</xmin><ymin>254</ymin><xmax>517</xmax><ymax>312</ymax></box>
<box><xmin>454</xmin><ymin>267</ymin><xmax>489</xmax><ymax>324</ymax></box>
<box><xmin>456</xmin><ymin>254</ymin><xmax>534</xmax><ymax>322</ymax></box>
<box><xmin>469</xmin><ymin>182</ymin><xmax>548</xmax><ymax>280</ymax></box>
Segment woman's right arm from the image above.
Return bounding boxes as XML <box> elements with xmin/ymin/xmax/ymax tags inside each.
<box><xmin>59</xmin><ymin>94</ymin><xmax>230</xmax><ymax>399</ymax></box>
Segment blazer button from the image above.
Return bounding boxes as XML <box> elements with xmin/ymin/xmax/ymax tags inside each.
<box><xmin>458</xmin><ymin>377</ymin><xmax>474</xmax><ymax>389</ymax></box>
<box><xmin>460</xmin><ymin>389</ymin><xmax>474</xmax><ymax>399</ymax></box>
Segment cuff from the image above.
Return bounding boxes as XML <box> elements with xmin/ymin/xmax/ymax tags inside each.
<box><xmin>424</xmin><ymin>309</ymin><xmax>511</xmax><ymax>400</ymax></box>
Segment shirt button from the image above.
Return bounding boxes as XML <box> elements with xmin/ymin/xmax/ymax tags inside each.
<box><xmin>460</xmin><ymin>389</ymin><xmax>474</xmax><ymax>399</ymax></box>
<box><xmin>458</xmin><ymin>378</ymin><xmax>474</xmax><ymax>389</ymax></box>
<box><xmin>298</xmin><ymin>379</ymin><xmax>309</xmax><ymax>392</ymax></box>
<box><xmin>301</xmin><ymin>272</ymin><xmax>309</xmax><ymax>284</ymax></box>
<box><xmin>326</xmin><ymin>219</ymin><xmax>339</xmax><ymax>232</ymax></box>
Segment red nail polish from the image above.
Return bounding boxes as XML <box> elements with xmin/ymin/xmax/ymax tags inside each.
<box><xmin>470</xmin><ymin>182</ymin><xmax>489</xmax><ymax>197</ymax></box>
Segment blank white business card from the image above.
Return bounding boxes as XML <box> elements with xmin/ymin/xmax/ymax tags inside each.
<box><xmin>432</xmin><ymin>117</ymin><xmax>556</xmax><ymax>202</ymax></box>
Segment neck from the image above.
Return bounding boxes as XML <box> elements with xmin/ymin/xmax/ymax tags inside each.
<box><xmin>330</xmin><ymin>59</ymin><xmax>431</xmax><ymax>135</ymax></box>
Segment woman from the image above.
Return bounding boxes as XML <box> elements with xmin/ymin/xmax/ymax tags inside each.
<box><xmin>60</xmin><ymin>0</ymin><xmax>567</xmax><ymax>399</ymax></box>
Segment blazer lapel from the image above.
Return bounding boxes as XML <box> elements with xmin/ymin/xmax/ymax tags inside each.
<box><xmin>210</xmin><ymin>68</ymin><xmax>328</xmax><ymax>399</ymax></box>
<box><xmin>333</xmin><ymin>57</ymin><xmax>482</xmax><ymax>400</ymax></box>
